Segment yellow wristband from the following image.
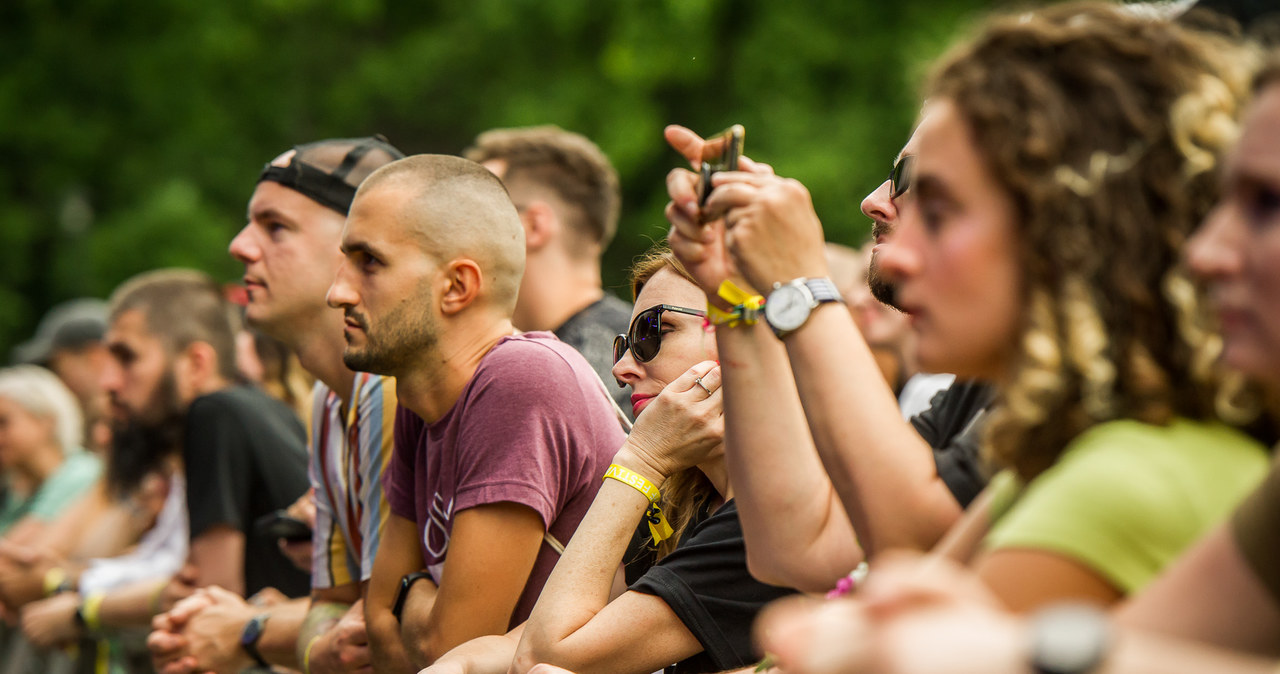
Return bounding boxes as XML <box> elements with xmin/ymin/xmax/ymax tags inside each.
<box><xmin>81</xmin><ymin>592</ymin><xmax>106</xmax><ymax>632</ymax></box>
<box><xmin>43</xmin><ymin>567</ymin><xmax>68</xmax><ymax>597</ymax></box>
<box><xmin>148</xmin><ymin>579</ymin><xmax>167</xmax><ymax>616</ymax></box>
<box><xmin>717</xmin><ymin>279</ymin><xmax>755</xmax><ymax>306</ymax></box>
<box><xmin>302</xmin><ymin>635</ymin><xmax>322</xmax><ymax>674</ymax></box>
<box><xmin>706</xmin><ymin>294</ymin><xmax>764</xmax><ymax>328</ymax></box>
<box><xmin>603</xmin><ymin>464</ymin><xmax>661</xmax><ymax>502</ymax></box>
<box><xmin>603</xmin><ymin>464</ymin><xmax>674</xmax><ymax>543</ymax></box>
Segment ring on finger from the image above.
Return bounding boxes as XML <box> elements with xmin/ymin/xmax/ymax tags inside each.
<box><xmin>693</xmin><ymin>376</ymin><xmax>713</xmax><ymax>397</ymax></box>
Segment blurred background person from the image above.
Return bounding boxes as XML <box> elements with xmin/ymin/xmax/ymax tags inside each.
<box><xmin>11</xmin><ymin>298</ymin><xmax>112</xmax><ymax>453</ymax></box>
<box><xmin>464</xmin><ymin>126</ymin><xmax>633</xmax><ymax>415</ymax></box>
<box><xmin>826</xmin><ymin>242</ymin><xmax>952</xmax><ymax>418</ymax></box>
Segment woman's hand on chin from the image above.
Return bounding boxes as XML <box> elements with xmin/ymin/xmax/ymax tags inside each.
<box><xmin>614</xmin><ymin>360</ymin><xmax>724</xmax><ymax>485</ymax></box>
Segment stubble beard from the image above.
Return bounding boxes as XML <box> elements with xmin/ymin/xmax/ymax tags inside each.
<box><xmin>342</xmin><ymin>300</ymin><xmax>438</xmax><ymax>377</ymax></box>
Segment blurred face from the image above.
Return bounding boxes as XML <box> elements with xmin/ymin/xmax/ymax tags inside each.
<box><xmin>877</xmin><ymin>99</ymin><xmax>1022</xmax><ymax>380</ymax></box>
<box><xmin>101</xmin><ymin>309</ymin><xmax>181</xmax><ymax>426</ymax></box>
<box><xmin>327</xmin><ymin>184</ymin><xmax>440</xmax><ymax>376</ymax></box>
<box><xmin>0</xmin><ymin>397</ymin><xmax>54</xmax><ymax>471</ymax></box>
<box><xmin>611</xmin><ymin>267</ymin><xmax>717</xmax><ymax>417</ymax></box>
<box><xmin>230</xmin><ymin>181</ymin><xmax>348</xmax><ymax>337</ymax></box>
<box><xmin>1187</xmin><ymin>84</ymin><xmax>1280</xmax><ymax>386</ymax></box>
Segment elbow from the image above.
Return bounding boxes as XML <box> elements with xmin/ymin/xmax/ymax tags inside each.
<box><xmin>509</xmin><ymin>629</ymin><xmax>568</xmax><ymax>674</ymax></box>
<box><xmin>508</xmin><ymin>647</ymin><xmax>541</xmax><ymax>674</ymax></box>
<box><xmin>745</xmin><ymin>549</ymin><xmax>793</xmax><ymax>588</ymax></box>
<box><xmin>403</xmin><ymin>624</ymin><xmax>449</xmax><ymax>669</ymax></box>
<box><xmin>746</xmin><ymin>547</ymin><xmax>852</xmax><ymax>594</ymax></box>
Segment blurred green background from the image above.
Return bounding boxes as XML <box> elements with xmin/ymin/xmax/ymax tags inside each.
<box><xmin>1</xmin><ymin>0</ymin><xmax>996</xmax><ymax>357</ymax></box>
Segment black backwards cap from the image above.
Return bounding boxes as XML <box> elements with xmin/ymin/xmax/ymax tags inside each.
<box><xmin>258</xmin><ymin>135</ymin><xmax>406</xmax><ymax>216</ymax></box>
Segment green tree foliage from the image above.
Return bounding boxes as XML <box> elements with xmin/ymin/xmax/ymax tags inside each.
<box><xmin>0</xmin><ymin>0</ymin><xmax>991</xmax><ymax>356</ymax></box>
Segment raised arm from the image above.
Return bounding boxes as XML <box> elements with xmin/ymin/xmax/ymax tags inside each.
<box><xmin>665</xmin><ymin>126</ymin><xmax>956</xmax><ymax>584</ymax></box>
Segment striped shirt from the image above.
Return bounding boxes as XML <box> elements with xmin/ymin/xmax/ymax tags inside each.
<box><xmin>309</xmin><ymin>373</ymin><xmax>397</xmax><ymax>589</ymax></box>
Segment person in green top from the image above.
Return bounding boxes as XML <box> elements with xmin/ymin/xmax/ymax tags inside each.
<box><xmin>862</xmin><ymin>3</ymin><xmax>1269</xmax><ymax>611</ymax></box>
<box><xmin>683</xmin><ymin>0</ymin><xmax>1269</xmax><ymax>618</ymax></box>
<box><xmin>0</xmin><ymin>365</ymin><xmax>100</xmax><ymax>545</ymax></box>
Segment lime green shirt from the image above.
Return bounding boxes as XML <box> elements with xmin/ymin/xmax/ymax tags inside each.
<box><xmin>0</xmin><ymin>451</ymin><xmax>101</xmax><ymax>535</ymax></box>
<box><xmin>985</xmin><ymin>418</ymin><xmax>1268</xmax><ymax>594</ymax></box>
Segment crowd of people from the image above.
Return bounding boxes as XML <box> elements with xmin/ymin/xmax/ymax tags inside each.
<box><xmin>0</xmin><ymin>0</ymin><xmax>1279</xmax><ymax>672</ymax></box>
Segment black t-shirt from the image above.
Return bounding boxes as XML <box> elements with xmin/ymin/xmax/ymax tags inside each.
<box><xmin>628</xmin><ymin>500</ymin><xmax>795</xmax><ymax>674</ymax></box>
<box><xmin>183</xmin><ymin>386</ymin><xmax>310</xmax><ymax>598</ymax></box>
<box><xmin>554</xmin><ymin>294</ymin><xmax>633</xmax><ymax>418</ymax></box>
<box><xmin>909</xmin><ymin>380</ymin><xmax>995</xmax><ymax>508</ymax></box>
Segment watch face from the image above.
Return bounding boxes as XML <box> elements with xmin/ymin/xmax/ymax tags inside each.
<box><xmin>765</xmin><ymin>284</ymin><xmax>810</xmax><ymax>332</ymax></box>
<box><xmin>1033</xmin><ymin>604</ymin><xmax>1110</xmax><ymax>674</ymax></box>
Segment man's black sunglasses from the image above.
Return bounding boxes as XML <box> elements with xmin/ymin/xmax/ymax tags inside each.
<box><xmin>889</xmin><ymin>154</ymin><xmax>914</xmax><ymax>200</ymax></box>
<box><xmin>613</xmin><ymin>304</ymin><xmax>706</xmax><ymax>364</ymax></box>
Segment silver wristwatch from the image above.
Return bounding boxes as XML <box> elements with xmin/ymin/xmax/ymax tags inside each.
<box><xmin>763</xmin><ymin>277</ymin><xmax>843</xmax><ymax>338</ymax></box>
<box><xmin>1029</xmin><ymin>603</ymin><xmax>1111</xmax><ymax>674</ymax></box>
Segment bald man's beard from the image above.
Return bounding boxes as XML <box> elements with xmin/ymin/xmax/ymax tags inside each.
<box><xmin>342</xmin><ymin>301</ymin><xmax>439</xmax><ymax>377</ymax></box>
<box><xmin>867</xmin><ymin>254</ymin><xmax>902</xmax><ymax>311</ymax></box>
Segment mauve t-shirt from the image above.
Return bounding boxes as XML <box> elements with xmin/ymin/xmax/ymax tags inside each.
<box><xmin>385</xmin><ymin>332</ymin><xmax>624</xmax><ymax>626</ymax></box>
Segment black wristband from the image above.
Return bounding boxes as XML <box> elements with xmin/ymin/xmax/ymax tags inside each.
<box><xmin>391</xmin><ymin>571</ymin><xmax>433</xmax><ymax>623</ymax></box>
<box><xmin>239</xmin><ymin>612</ymin><xmax>271</xmax><ymax>668</ymax></box>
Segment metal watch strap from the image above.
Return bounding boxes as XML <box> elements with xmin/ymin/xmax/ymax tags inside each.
<box><xmin>767</xmin><ymin>277</ymin><xmax>844</xmax><ymax>338</ymax></box>
<box><xmin>802</xmin><ymin>277</ymin><xmax>842</xmax><ymax>305</ymax></box>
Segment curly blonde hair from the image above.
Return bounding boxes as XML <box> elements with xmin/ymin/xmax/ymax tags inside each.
<box><xmin>925</xmin><ymin>2</ymin><xmax>1259</xmax><ymax>480</ymax></box>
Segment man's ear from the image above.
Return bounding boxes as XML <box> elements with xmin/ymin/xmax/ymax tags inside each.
<box><xmin>519</xmin><ymin>200</ymin><xmax>559</xmax><ymax>252</ymax></box>
<box><xmin>174</xmin><ymin>341</ymin><xmax>220</xmax><ymax>402</ymax></box>
<box><xmin>440</xmin><ymin>259</ymin><xmax>483</xmax><ymax>316</ymax></box>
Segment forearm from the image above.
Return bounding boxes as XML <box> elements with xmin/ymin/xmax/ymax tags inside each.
<box><xmin>253</xmin><ymin>597</ymin><xmax>308</xmax><ymax>669</ymax></box>
<box><xmin>401</xmin><ymin>579</ymin><xmax>442</xmax><ymax>668</ymax></box>
<box><xmin>98</xmin><ymin>577</ymin><xmax>169</xmax><ymax>627</ymax></box>
<box><xmin>717</xmin><ymin>319</ymin><xmax>864</xmax><ymax>591</ymax></box>
<box><xmin>786</xmin><ymin>305</ymin><xmax>961</xmax><ymax>553</ymax></box>
<box><xmin>366</xmin><ymin>514</ymin><xmax>422</xmax><ymax>672</ymax></box>
<box><xmin>299</xmin><ymin>599</ymin><xmax>350</xmax><ymax>651</ymax></box>
<box><xmin>368</xmin><ymin>605</ymin><xmax>413</xmax><ymax>672</ymax></box>
<box><xmin>1095</xmin><ymin>628</ymin><xmax>1279</xmax><ymax>674</ymax></box>
<box><xmin>518</xmin><ymin>454</ymin><xmax>654</xmax><ymax>666</ymax></box>
<box><xmin>430</xmin><ymin>631</ymin><xmax>522</xmax><ymax>674</ymax></box>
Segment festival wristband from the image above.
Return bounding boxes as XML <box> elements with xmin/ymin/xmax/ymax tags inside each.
<box><xmin>302</xmin><ymin>635</ymin><xmax>322</xmax><ymax>674</ymax></box>
<box><xmin>603</xmin><ymin>464</ymin><xmax>674</xmax><ymax>543</ymax></box>
<box><xmin>708</xmin><ymin>280</ymin><xmax>765</xmax><ymax>328</ymax></box>
<box><xmin>80</xmin><ymin>591</ymin><xmax>106</xmax><ymax>632</ymax></box>
<box><xmin>717</xmin><ymin>279</ymin><xmax>756</xmax><ymax>306</ymax></box>
<box><xmin>43</xmin><ymin>567</ymin><xmax>70</xmax><ymax>597</ymax></box>
<box><xmin>603</xmin><ymin>464</ymin><xmax>661</xmax><ymax>502</ymax></box>
<box><xmin>148</xmin><ymin>579</ymin><xmax>168</xmax><ymax>615</ymax></box>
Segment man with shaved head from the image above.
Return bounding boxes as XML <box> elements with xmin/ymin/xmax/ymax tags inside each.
<box><xmin>327</xmin><ymin>155</ymin><xmax>624</xmax><ymax>670</ymax></box>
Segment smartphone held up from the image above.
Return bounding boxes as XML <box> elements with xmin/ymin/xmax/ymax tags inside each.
<box><xmin>699</xmin><ymin>124</ymin><xmax>745</xmax><ymax>208</ymax></box>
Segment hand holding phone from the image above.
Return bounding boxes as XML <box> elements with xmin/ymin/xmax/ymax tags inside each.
<box><xmin>699</xmin><ymin>124</ymin><xmax>745</xmax><ymax>207</ymax></box>
<box><xmin>253</xmin><ymin>510</ymin><xmax>313</xmax><ymax>543</ymax></box>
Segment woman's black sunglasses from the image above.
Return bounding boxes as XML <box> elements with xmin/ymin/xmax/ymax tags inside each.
<box><xmin>889</xmin><ymin>154</ymin><xmax>914</xmax><ymax>200</ymax></box>
<box><xmin>613</xmin><ymin>304</ymin><xmax>706</xmax><ymax>364</ymax></box>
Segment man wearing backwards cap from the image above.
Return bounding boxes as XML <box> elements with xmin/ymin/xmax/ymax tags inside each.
<box><xmin>148</xmin><ymin>137</ymin><xmax>409</xmax><ymax>674</ymax></box>
<box><xmin>12</xmin><ymin>298</ymin><xmax>113</xmax><ymax>452</ymax></box>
